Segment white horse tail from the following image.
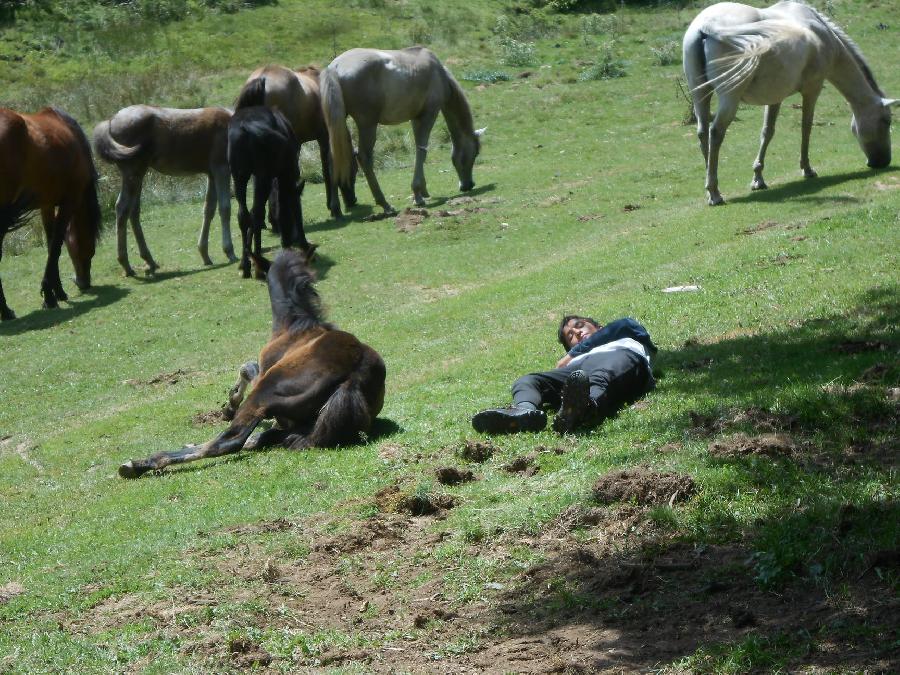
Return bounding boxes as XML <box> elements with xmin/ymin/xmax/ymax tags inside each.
<box><xmin>320</xmin><ymin>66</ymin><xmax>353</xmax><ymax>188</ymax></box>
<box><xmin>92</xmin><ymin>120</ymin><xmax>147</xmax><ymax>164</ymax></box>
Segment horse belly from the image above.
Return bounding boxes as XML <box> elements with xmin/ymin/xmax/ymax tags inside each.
<box><xmin>740</xmin><ymin>56</ymin><xmax>805</xmax><ymax>106</ymax></box>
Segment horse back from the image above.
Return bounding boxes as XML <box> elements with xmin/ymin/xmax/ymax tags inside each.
<box><xmin>249</xmin><ymin>64</ymin><xmax>324</xmax><ymax>142</ymax></box>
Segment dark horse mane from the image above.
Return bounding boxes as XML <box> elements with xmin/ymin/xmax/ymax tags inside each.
<box><xmin>234</xmin><ymin>76</ymin><xmax>267</xmax><ymax>111</ymax></box>
<box><xmin>52</xmin><ymin>107</ymin><xmax>103</xmax><ymax>243</ymax></box>
<box><xmin>267</xmin><ymin>249</ymin><xmax>333</xmax><ymax>336</ymax></box>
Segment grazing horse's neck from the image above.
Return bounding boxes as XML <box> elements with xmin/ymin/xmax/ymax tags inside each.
<box><xmin>441</xmin><ymin>73</ymin><xmax>474</xmax><ymax>144</ymax></box>
<box><xmin>824</xmin><ymin>27</ymin><xmax>883</xmax><ymax>112</ymax></box>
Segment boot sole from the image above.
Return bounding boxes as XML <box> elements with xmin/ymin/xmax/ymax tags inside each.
<box><xmin>472</xmin><ymin>409</ymin><xmax>546</xmax><ymax>434</ymax></box>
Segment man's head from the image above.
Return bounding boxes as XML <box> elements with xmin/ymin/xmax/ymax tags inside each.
<box><xmin>558</xmin><ymin>315</ymin><xmax>601</xmax><ymax>350</ymax></box>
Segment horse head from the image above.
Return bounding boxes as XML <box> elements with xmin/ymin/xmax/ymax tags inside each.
<box><xmin>852</xmin><ymin>98</ymin><xmax>897</xmax><ymax>169</ymax></box>
<box><xmin>453</xmin><ymin>127</ymin><xmax>485</xmax><ymax>192</ymax></box>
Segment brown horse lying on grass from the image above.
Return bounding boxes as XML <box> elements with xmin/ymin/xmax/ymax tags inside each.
<box><xmin>0</xmin><ymin>107</ymin><xmax>102</xmax><ymax>320</ymax></box>
<box><xmin>93</xmin><ymin>105</ymin><xmax>237</xmax><ymax>276</ymax></box>
<box><xmin>119</xmin><ymin>248</ymin><xmax>386</xmax><ymax>478</ymax></box>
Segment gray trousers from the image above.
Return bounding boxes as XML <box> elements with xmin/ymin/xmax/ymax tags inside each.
<box><xmin>512</xmin><ymin>349</ymin><xmax>654</xmax><ymax>419</ymax></box>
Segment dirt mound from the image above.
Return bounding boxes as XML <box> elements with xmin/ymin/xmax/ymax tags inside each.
<box><xmin>834</xmin><ymin>339</ymin><xmax>892</xmax><ymax>354</ymax></box>
<box><xmin>191</xmin><ymin>409</ymin><xmax>226</xmax><ymax>425</ymax></box>
<box><xmin>502</xmin><ymin>452</ymin><xmax>539</xmax><ymax>476</ymax></box>
<box><xmin>434</xmin><ymin>466</ymin><xmax>475</xmax><ymax>485</ymax></box>
<box><xmin>374</xmin><ymin>485</ymin><xmax>457</xmax><ymax>516</ymax></box>
<box><xmin>709</xmin><ymin>432</ymin><xmax>798</xmax><ymax>458</ymax></box>
<box><xmin>688</xmin><ymin>406</ymin><xmax>798</xmax><ymax>437</ymax></box>
<box><xmin>592</xmin><ymin>468</ymin><xmax>694</xmax><ymax>506</ymax></box>
<box><xmin>395</xmin><ymin>207</ymin><xmax>428</xmax><ymax>233</ymax></box>
<box><xmin>124</xmin><ymin>368</ymin><xmax>194</xmax><ymax>386</ymax></box>
<box><xmin>0</xmin><ymin>582</ymin><xmax>24</xmax><ymax>605</ymax></box>
<box><xmin>458</xmin><ymin>439</ymin><xmax>497</xmax><ymax>463</ymax></box>
<box><xmin>228</xmin><ymin>638</ymin><xmax>272</xmax><ymax>668</ymax></box>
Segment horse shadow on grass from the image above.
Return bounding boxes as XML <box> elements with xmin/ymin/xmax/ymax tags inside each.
<box><xmin>728</xmin><ymin>167</ymin><xmax>897</xmax><ymax>205</ymax></box>
<box><xmin>485</xmin><ymin>285</ymin><xmax>898</xmax><ymax>671</ymax></box>
<box><xmin>0</xmin><ymin>284</ymin><xmax>129</xmax><ymax>335</ymax></box>
<box><xmin>129</xmin><ymin>261</ymin><xmax>233</xmax><ymax>284</ymax></box>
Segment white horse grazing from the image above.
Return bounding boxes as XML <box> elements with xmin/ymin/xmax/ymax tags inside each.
<box><xmin>683</xmin><ymin>1</ymin><xmax>896</xmax><ymax>205</ymax></box>
<box><xmin>321</xmin><ymin>46</ymin><xmax>485</xmax><ymax>215</ymax></box>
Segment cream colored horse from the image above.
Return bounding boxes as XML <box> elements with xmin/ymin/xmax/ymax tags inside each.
<box><xmin>94</xmin><ymin>106</ymin><xmax>237</xmax><ymax>274</ymax></box>
<box><xmin>683</xmin><ymin>1</ymin><xmax>896</xmax><ymax>205</ymax></box>
<box><xmin>321</xmin><ymin>46</ymin><xmax>484</xmax><ymax>215</ymax></box>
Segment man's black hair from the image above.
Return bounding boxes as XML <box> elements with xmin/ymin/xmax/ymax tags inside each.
<box><xmin>558</xmin><ymin>314</ymin><xmax>600</xmax><ymax>349</ymax></box>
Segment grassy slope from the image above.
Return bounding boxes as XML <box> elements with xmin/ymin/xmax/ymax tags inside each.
<box><xmin>1</xmin><ymin>0</ymin><xmax>898</xmax><ymax>671</ymax></box>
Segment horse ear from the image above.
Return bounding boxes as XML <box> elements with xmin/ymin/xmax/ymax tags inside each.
<box><xmin>883</xmin><ymin>98</ymin><xmax>899</xmax><ymax>108</ymax></box>
<box><xmin>474</xmin><ymin>127</ymin><xmax>487</xmax><ymax>137</ymax></box>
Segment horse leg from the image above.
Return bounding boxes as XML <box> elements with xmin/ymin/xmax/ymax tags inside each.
<box><xmin>129</xmin><ymin>172</ymin><xmax>159</xmax><ymax>273</ymax></box>
<box><xmin>267</xmin><ymin>180</ymin><xmax>281</xmax><ymax>235</ymax></box>
<box><xmin>234</xmin><ymin>174</ymin><xmax>253</xmax><ymax>279</ymax></box>
<box><xmin>0</xmin><ymin>232</ymin><xmax>14</xmax><ymax>320</ymax></box>
<box><xmin>223</xmin><ymin>360</ymin><xmax>261</xmax><ymax>420</ymax></box>
<box><xmin>197</xmin><ymin>174</ymin><xmax>216</xmax><ymax>266</ymax></box>
<box><xmin>319</xmin><ymin>138</ymin><xmax>341</xmax><ymax>218</ymax></box>
<box><xmin>706</xmin><ymin>98</ymin><xmax>738</xmax><ymax>206</ymax></box>
<box><xmin>119</xmin><ymin>404</ymin><xmax>266</xmax><ymax>478</ymax></box>
<box><xmin>40</xmin><ymin>205</ymin><xmax>70</xmax><ymax>308</ymax></box>
<box><xmin>693</xmin><ymin>86</ymin><xmax>712</xmax><ymax>167</ymax></box>
<box><xmin>751</xmin><ymin>103</ymin><xmax>781</xmax><ymax>191</ymax></box>
<box><xmin>800</xmin><ymin>86</ymin><xmax>823</xmax><ymax>179</ymax></box>
<box><xmin>213</xmin><ymin>165</ymin><xmax>237</xmax><ymax>263</ymax></box>
<box><xmin>252</xmin><ymin>174</ymin><xmax>271</xmax><ymax>279</ymax></box>
<box><xmin>357</xmin><ymin>124</ymin><xmax>396</xmax><ymax>215</ymax></box>
<box><xmin>115</xmin><ymin>174</ymin><xmax>137</xmax><ymax>276</ymax></box>
<box><xmin>411</xmin><ymin>111</ymin><xmax>439</xmax><ymax>206</ymax></box>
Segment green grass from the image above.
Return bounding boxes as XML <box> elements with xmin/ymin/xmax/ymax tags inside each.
<box><xmin>2</xmin><ymin>0</ymin><xmax>899</xmax><ymax>671</ymax></box>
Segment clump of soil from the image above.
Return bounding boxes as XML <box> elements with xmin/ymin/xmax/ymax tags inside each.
<box><xmin>709</xmin><ymin>432</ymin><xmax>798</xmax><ymax>458</ymax></box>
<box><xmin>592</xmin><ymin>468</ymin><xmax>695</xmax><ymax>506</ymax></box>
<box><xmin>688</xmin><ymin>406</ymin><xmax>799</xmax><ymax>437</ymax></box>
<box><xmin>860</xmin><ymin>362</ymin><xmax>889</xmax><ymax>382</ymax></box>
<box><xmin>834</xmin><ymin>339</ymin><xmax>891</xmax><ymax>354</ymax></box>
<box><xmin>412</xmin><ymin>607</ymin><xmax>456</xmax><ymax>628</ymax></box>
<box><xmin>124</xmin><ymin>368</ymin><xmax>194</xmax><ymax>386</ymax></box>
<box><xmin>228</xmin><ymin>637</ymin><xmax>272</xmax><ymax>668</ymax></box>
<box><xmin>395</xmin><ymin>207</ymin><xmax>428</xmax><ymax>233</ymax></box>
<box><xmin>374</xmin><ymin>485</ymin><xmax>457</xmax><ymax>516</ymax></box>
<box><xmin>191</xmin><ymin>409</ymin><xmax>225</xmax><ymax>425</ymax></box>
<box><xmin>740</xmin><ymin>219</ymin><xmax>779</xmax><ymax>235</ymax></box>
<box><xmin>0</xmin><ymin>582</ymin><xmax>25</xmax><ymax>605</ymax></box>
<box><xmin>458</xmin><ymin>439</ymin><xmax>497</xmax><ymax>463</ymax></box>
<box><xmin>502</xmin><ymin>453</ymin><xmax>539</xmax><ymax>476</ymax></box>
<box><xmin>535</xmin><ymin>444</ymin><xmax>566</xmax><ymax>455</ymax></box>
<box><xmin>434</xmin><ymin>466</ymin><xmax>475</xmax><ymax>486</ymax></box>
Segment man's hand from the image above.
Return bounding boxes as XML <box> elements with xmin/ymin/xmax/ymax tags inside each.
<box><xmin>556</xmin><ymin>354</ymin><xmax>573</xmax><ymax>368</ymax></box>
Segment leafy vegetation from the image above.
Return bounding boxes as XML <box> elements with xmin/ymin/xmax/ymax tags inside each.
<box><xmin>1</xmin><ymin>0</ymin><xmax>898</xmax><ymax>671</ymax></box>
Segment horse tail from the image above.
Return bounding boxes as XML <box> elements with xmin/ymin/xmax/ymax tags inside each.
<box><xmin>302</xmin><ymin>348</ymin><xmax>386</xmax><ymax>448</ymax></box>
<box><xmin>266</xmin><ymin>248</ymin><xmax>331</xmax><ymax>335</ymax></box>
<box><xmin>320</xmin><ymin>66</ymin><xmax>353</xmax><ymax>188</ymax></box>
<box><xmin>235</xmin><ymin>76</ymin><xmax>267</xmax><ymax>110</ymax></box>
<box><xmin>53</xmin><ymin>108</ymin><xmax>103</xmax><ymax>241</ymax></box>
<box><xmin>92</xmin><ymin>119</ymin><xmax>147</xmax><ymax>164</ymax></box>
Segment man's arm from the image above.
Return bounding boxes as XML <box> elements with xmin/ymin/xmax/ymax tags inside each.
<box><xmin>566</xmin><ymin>317</ymin><xmax>657</xmax><ymax>359</ymax></box>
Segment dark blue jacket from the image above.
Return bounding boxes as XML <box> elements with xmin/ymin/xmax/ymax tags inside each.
<box><xmin>567</xmin><ymin>317</ymin><xmax>658</xmax><ymax>358</ymax></box>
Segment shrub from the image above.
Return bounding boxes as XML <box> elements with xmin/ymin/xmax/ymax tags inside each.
<box><xmin>497</xmin><ymin>37</ymin><xmax>537</xmax><ymax>67</ymax></box>
<box><xmin>578</xmin><ymin>43</ymin><xmax>627</xmax><ymax>80</ymax></box>
<box><xmin>461</xmin><ymin>70</ymin><xmax>511</xmax><ymax>83</ymax></box>
<box><xmin>650</xmin><ymin>40</ymin><xmax>680</xmax><ymax>66</ymax></box>
<box><xmin>580</xmin><ymin>13</ymin><xmax>620</xmax><ymax>38</ymax></box>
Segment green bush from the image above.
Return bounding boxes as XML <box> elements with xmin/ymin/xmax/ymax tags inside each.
<box><xmin>578</xmin><ymin>43</ymin><xmax>627</xmax><ymax>80</ymax></box>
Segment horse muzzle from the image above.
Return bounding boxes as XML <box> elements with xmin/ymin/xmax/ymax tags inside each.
<box><xmin>74</xmin><ymin>274</ymin><xmax>91</xmax><ymax>291</ymax></box>
<box><xmin>866</xmin><ymin>153</ymin><xmax>890</xmax><ymax>169</ymax></box>
<box><xmin>459</xmin><ymin>180</ymin><xmax>475</xmax><ymax>192</ymax></box>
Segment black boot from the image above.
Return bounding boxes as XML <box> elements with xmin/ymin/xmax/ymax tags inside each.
<box><xmin>472</xmin><ymin>406</ymin><xmax>547</xmax><ymax>434</ymax></box>
<box><xmin>552</xmin><ymin>370</ymin><xmax>593</xmax><ymax>434</ymax></box>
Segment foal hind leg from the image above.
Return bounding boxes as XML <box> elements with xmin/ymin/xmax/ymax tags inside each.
<box><xmin>706</xmin><ymin>97</ymin><xmax>739</xmax><ymax>206</ymax></box>
<box><xmin>223</xmin><ymin>360</ymin><xmax>260</xmax><ymax>421</ymax></box>
<box><xmin>357</xmin><ymin>124</ymin><xmax>396</xmax><ymax>215</ymax></box>
<box><xmin>129</xmin><ymin>177</ymin><xmax>159</xmax><ymax>273</ymax></box>
<box><xmin>197</xmin><ymin>174</ymin><xmax>216</xmax><ymax>266</ymax></box>
<box><xmin>212</xmin><ymin>165</ymin><xmax>237</xmax><ymax>263</ymax></box>
<box><xmin>411</xmin><ymin>111</ymin><xmax>439</xmax><ymax>206</ymax></box>
<box><xmin>115</xmin><ymin>174</ymin><xmax>138</xmax><ymax>276</ymax></box>
<box><xmin>751</xmin><ymin>103</ymin><xmax>781</xmax><ymax>191</ymax></box>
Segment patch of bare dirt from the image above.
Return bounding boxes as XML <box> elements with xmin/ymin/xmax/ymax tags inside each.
<box><xmin>622</xmin><ymin>203</ymin><xmax>640</xmax><ymax>212</ymax></box>
<box><xmin>124</xmin><ymin>368</ymin><xmax>194</xmax><ymax>386</ymax></box>
<box><xmin>739</xmin><ymin>219</ymin><xmax>779</xmax><ymax>235</ymax></box>
<box><xmin>592</xmin><ymin>468</ymin><xmax>694</xmax><ymax>506</ymax></box>
<box><xmin>833</xmin><ymin>339</ymin><xmax>892</xmax><ymax>354</ymax></box>
<box><xmin>688</xmin><ymin>406</ymin><xmax>799</xmax><ymax>437</ymax></box>
<box><xmin>434</xmin><ymin>466</ymin><xmax>476</xmax><ymax>486</ymax></box>
<box><xmin>395</xmin><ymin>207</ymin><xmax>428</xmax><ymax>233</ymax></box>
<box><xmin>0</xmin><ymin>582</ymin><xmax>25</xmax><ymax>605</ymax></box>
<box><xmin>458</xmin><ymin>439</ymin><xmax>497</xmax><ymax>463</ymax></box>
<box><xmin>502</xmin><ymin>453</ymin><xmax>539</xmax><ymax>477</ymax></box>
<box><xmin>709</xmin><ymin>432</ymin><xmax>799</xmax><ymax>459</ymax></box>
<box><xmin>374</xmin><ymin>485</ymin><xmax>457</xmax><ymax>516</ymax></box>
<box><xmin>191</xmin><ymin>408</ymin><xmax>226</xmax><ymax>425</ymax></box>
<box><xmin>228</xmin><ymin>637</ymin><xmax>272</xmax><ymax>668</ymax></box>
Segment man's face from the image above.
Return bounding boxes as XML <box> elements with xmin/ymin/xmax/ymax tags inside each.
<box><xmin>562</xmin><ymin>318</ymin><xmax>599</xmax><ymax>349</ymax></box>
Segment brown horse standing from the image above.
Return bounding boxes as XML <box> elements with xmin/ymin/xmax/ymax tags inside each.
<box><xmin>93</xmin><ymin>106</ymin><xmax>237</xmax><ymax>276</ymax></box>
<box><xmin>239</xmin><ymin>65</ymin><xmax>357</xmax><ymax>219</ymax></box>
<box><xmin>0</xmin><ymin>107</ymin><xmax>102</xmax><ymax>320</ymax></box>
<box><xmin>118</xmin><ymin>248</ymin><xmax>386</xmax><ymax>478</ymax></box>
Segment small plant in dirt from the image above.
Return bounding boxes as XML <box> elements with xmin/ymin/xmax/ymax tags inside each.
<box><xmin>578</xmin><ymin>42</ymin><xmax>627</xmax><ymax>81</ymax></box>
<box><xmin>650</xmin><ymin>40</ymin><xmax>680</xmax><ymax>66</ymax></box>
<box><xmin>497</xmin><ymin>37</ymin><xmax>537</xmax><ymax>67</ymax></box>
<box><xmin>461</xmin><ymin>69</ymin><xmax>511</xmax><ymax>83</ymax></box>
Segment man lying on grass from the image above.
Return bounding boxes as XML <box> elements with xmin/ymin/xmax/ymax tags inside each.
<box><xmin>472</xmin><ymin>316</ymin><xmax>657</xmax><ymax>434</ymax></box>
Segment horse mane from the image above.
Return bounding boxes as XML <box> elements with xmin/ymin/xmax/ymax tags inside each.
<box><xmin>442</xmin><ymin>67</ymin><xmax>475</xmax><ymax>138</ymax></box>
<box><xmin>235</xmin><ymin>77</ymin><xmax>267</xmax><ymax>111</ymax></box>
<box><xmin>50</xmin><ymin>107</ymin><xmax>103</xmax><ymax>242</ymax></box>
<box><xmin>810</xmin><ymin>6</ymin><xmax>884</xmax><ymax>97</ymax></box>
<box><xmin>267</xmin><ymin>249</ymin><xmax>333</xmax><ymax>336</ymax></box>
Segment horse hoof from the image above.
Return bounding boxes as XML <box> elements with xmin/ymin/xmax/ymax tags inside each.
<box><xmin>123</xmin><ymin>268</ymin><xmax>136</xmax><ymax>278</ymax></box>
<box><xmin>751</xmin><ymin>180</ymin><xmax>768</xmax><ymax>191</ymax></box>
<box><xmin>803</xmin><ymin>169</ymin><xmax>818</xmax><ymax>179</ymax></box>
<box><xmin>118</xmin><ymin>460</ymin><xmax>144</xmax><ymax>479</ymax></box>
<box><xmin>707</xmin><ymin>195</ymin><xmax>725</xmax><ymax>206</ymax></box>
<box><xmin>201</xmin><ymin>256</ymin><xmax>214</xmax><ymax>266</ymax></box>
